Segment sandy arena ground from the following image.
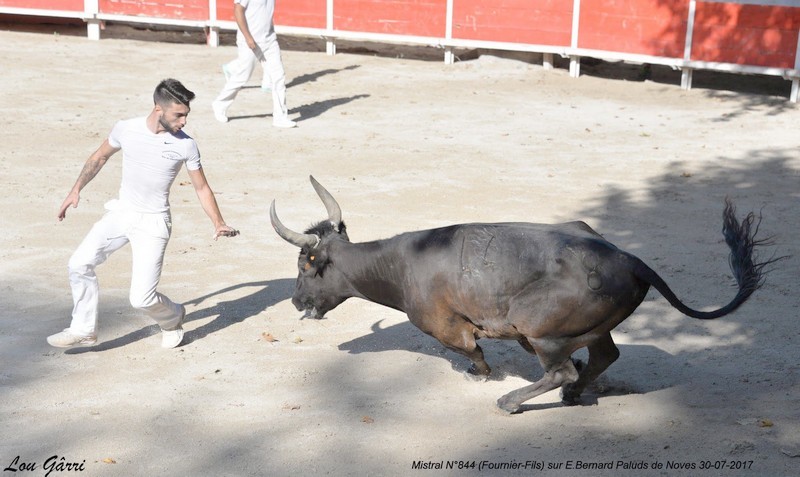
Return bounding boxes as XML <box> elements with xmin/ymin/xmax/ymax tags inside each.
<box><xmin>0</xmin><ymin>21</ymin><xmax>798</xmax><ymax>476</ymax></box>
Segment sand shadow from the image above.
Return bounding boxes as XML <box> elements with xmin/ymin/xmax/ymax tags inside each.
<box><xmin>286</xmin><ymin>65</ymin><xmax>361</xmax><ymax>88</ymax></box>
<box><xmin>338</xmin><ymin>319</ymin><xmax>675</xmax><ymax>405</ymax></box>
<box><xmin>66</xmin><ymin>279</ymin><xmax>294</xmax><ymax>352</ymax></box>
<box><xmin>226</xmin><ymin>94</ymin><xmax>370</xmax><ymax>123</ymax></box>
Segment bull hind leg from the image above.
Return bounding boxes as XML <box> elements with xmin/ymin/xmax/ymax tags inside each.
<box><xmin>560</xmin><ymin>332</ymin><xmax>620</xmax><ymax>405</ymax></box>
<box><xmin>496</xmin><ymin>354</ymin><xmax>580</xmax><ymax>413</ymax></box>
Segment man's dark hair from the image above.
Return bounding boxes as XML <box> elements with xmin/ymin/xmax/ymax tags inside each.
<box><xmin>154</xmin><ymin>79</ymin><xmax>195</xmax><ymax>107</ymax></box>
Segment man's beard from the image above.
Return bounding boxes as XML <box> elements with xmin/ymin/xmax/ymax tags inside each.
<box><xmin>159</xmin><ymin>117</ymin><xmax>178</xmax><ymax>133</ymax></box>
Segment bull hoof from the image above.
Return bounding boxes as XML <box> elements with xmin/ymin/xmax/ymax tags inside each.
<box><xmin>560</xmin><ymin>386</ymin><xmax>582</xmax><ymax>406</ymax></box>
<box><xmin>561</xmin><ymin>395</ymin><xmax>581</xmax><ymax>406</ymax></box>
<box><xmin>467</xmin><ymin>363</ymin><xmax>491</xmax><ymax>378</ymax></box>
<box><xmin>496</xmin><ymin>396</ymin><xmax>521</xmax><ymax>414</ymax></box>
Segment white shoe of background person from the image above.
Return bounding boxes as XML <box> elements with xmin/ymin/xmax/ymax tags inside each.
<box><xmin>273</xmin><ymin>117</ymin><xmax>296</xmax><ymax>128</ymax></box>
<box><xmin>212</xmin><ymin>101</ymin><xmax>229</xmax><ymax>123</ymax></box>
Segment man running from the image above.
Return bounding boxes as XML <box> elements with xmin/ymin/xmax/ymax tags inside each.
<box><xmin>50</xmin><ymin>78</ymin><xmax>238</xmax><ymax>349</ymax></box>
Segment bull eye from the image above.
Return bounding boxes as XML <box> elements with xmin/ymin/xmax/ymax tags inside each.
<box><xmin>310</xmin><ymin>255</ymin><xmax>315</xmax><ymax>261</ymax></box>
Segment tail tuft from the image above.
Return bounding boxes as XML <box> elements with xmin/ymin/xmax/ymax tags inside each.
<box><xmin>634</xmin><ymin>198</ymin><xmax>787</xmax><ymax>320</ymax></box>
<box><xmin>722</xmin><ymin>198</ymin><xmax>787</xmax><ymax>299</ymax></box>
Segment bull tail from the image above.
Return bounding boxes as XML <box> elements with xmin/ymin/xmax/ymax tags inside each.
<box><xmin>633</xmin><ymin>198</ymin><xmax>785</xmax><ymax>320</ymax></box>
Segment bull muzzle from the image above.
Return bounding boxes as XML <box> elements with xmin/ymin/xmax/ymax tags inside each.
<box><xmin>292</xmin><ymin>295</ymin><xmax>323</xmax><ymax>320</ymax></box>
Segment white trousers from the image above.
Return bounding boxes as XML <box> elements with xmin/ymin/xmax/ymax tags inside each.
<box><xmin>214</xmin><ymin>34</ymin><xmax>289</xmax><ymax>120</ymax></box>
<box><xmin>67</xmin><ymin>200</ymin><xmax>183</xmax><ymax>336</ymax></box>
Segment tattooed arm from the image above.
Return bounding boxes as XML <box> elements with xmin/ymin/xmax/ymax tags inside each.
<box><xmin>58</xmin><ymin>139</ymin><xmax>120</xmax><ymax>221</ymax></box>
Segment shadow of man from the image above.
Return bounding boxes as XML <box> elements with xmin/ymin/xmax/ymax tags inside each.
<box><xmin>286</xmin><ymin>65</ymin><xmax>361</xmax><ymax>88</ymax></box>
<box><xmin>67</xmin><ymin>278</ymin><xmax>295</xmax><ymax>352</ymax></box>
<box><xmin>182</xmin><ymin>279</ymin><xmax>295</xmax><ymax>344</ymax></box>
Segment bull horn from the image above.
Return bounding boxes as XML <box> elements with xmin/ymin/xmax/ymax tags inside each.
<box><xmin>270</xmin><ymin>200</ymin><xmax>320</xmax><ymax>249</ymax></box>
<box><xmin>310</xmin><ymin>175</ymin><xmax>342</xmax><ymax>227</ymax></box>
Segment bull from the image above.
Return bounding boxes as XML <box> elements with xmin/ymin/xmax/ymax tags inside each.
<box><xmin>270</xmin><ymin>176</ymin><xmax>776</xmax><ymax>413</ymax></box>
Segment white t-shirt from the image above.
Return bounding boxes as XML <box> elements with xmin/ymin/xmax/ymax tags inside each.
<box><xmin>236</xmin><ymin>0</ymin><xmax>276</xmax><ymax>44</ymax></box>
<box><xmin>108</xmin><ymin>117</ymin><xmax>201</xmax><ymax>214</ymax></box>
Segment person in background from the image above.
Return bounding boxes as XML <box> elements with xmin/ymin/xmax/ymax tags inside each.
<box><xmin>212</xmin><ymin>0</ymin><xmax>296</xmax><ymax>128</ymax></box>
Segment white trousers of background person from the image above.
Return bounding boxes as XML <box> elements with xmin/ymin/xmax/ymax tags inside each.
<box><xmin>67</xmin><ymin>199</ymin><xmax>183</xmax><ymax>337</ymax></box>
<box><xmin>214</xmin><ymin>34</ymin><xmax>289</xmax><ymax>121</ymax></box>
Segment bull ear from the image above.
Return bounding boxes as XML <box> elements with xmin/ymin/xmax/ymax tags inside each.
<box><xmin>270</xmin><ymin>200</ymin><xmax>320</xmax><ymax>249</ymax></box>
<box><xmin>309</xmin><ymin>175</ymin><xmax>343</xmax><ymax>230</ymax></box>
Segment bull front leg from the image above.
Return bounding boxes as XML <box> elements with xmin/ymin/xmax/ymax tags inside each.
<box><xmin>411</xmin><ymin>312</ymin><xmax>492</xmax><ymax>377</ymax></box>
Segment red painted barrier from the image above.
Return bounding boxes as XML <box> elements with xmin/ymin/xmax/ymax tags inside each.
<box><xmin>98</xmin><ymin>0</ymin><xmax>208</xmax><ymax>21</ymax></box>
<box><xmin>216</xmin><ymin>0</ymin><xmax>327</xmax><ymax>30</ymax></box>
<box><xmin>691</xmin><ymin>2</ymin><xmax>800</xmax><ymax>68</ymax></box>
<box><xmin>452</xmin><ymin>0</ymin><xmax>573</xmax><ymax>46</ymax></box>
<box><xmin>578</xmin><ymin>0</ymin><xmax>689</xmax><ymax>57</ymax></box>
<box><xmin>275</xmin><ymin>0</ymin><xmax>326</xmax><ymax>29</ymax></box>
<box><xmin>2</xmin><ymin>0</ymin><xmax>799</xmax><ymax>100</ymax></box>
<box><xmin>333</xmin><ymin>0</ymin><xmax>447</xmax><ymax>37</ymax></box>
<box><xmin>0</xmin><ymin>0</ymin><xmax>83</xmax><ymax>11</ymax></box>
<box><xmin>215</xmin><ymin>0</ymin><xmax>233</xmax><ymax>21</ymax></box>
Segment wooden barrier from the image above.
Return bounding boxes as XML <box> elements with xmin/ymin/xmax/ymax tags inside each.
<box><xmin>0</xmin><ymin>0</ymin><xmax>85</xmax><ymax>18</ymax></box>
<box><xmin>451</xmin><ymin>0</ymin><xmax>573</xmax><ymax>46</ymax></box>
<box><xmin>577</xmin><ymin>0</ymin><xmax>690</xmax><ymax>58</ymax></box>
<box><xmin>333</xmin><ymin>0</ymin><xmax>447</xmax><ymax>37</ymax></box>
<box><xmin>1</xmin><ymin>0</ymin><xmax>798</xmax><ymax>101</ymax></box>
<box><xmin>692</xmin><ymin>1</ymin><xmax>800</xmax><ymax>68</ymax></box>
<box><xmin>97</xmin><ymin>0</ymin><xmax>209</xmax><ymax>21</ymax></box>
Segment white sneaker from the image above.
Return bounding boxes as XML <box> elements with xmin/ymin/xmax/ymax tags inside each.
<box><xmin>47</xmin><ymin>329</ymin><xmax>97</xmax><ymax>348</ymax></box>
<box><xmin>272</xmin><ymin>117</ymin><xmax>297</xmax><ymax>129</ymax></box>
<box><xmin>212</xmin><ymin>101</ymin><xmax>228</xmax><ymax>123</ymax></box>
<box><xmin>161</xmin><ymin>305</ymin><xmax>186</xmax><ymax>349</ymax></box>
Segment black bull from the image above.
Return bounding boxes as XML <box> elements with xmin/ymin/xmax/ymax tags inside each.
<box><xmin>270</xmin><ymin>177</ymin><xmax>776</xmax><ymax>413</ymax></box>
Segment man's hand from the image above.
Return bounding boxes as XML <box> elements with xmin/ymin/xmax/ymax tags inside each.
<box><xmin>58</xmin><ymin>192</ymin><xmax>80</xmax><ymax>221</ymax></box>
<box><xmin>213</xmin><ymin>224</ymin><xmax>240</xmax><ymax>240</ymax></box>
<box><xmin>234</xmin><ymin>4</ymin><xmax>258</xmax><ymax>51</ymax></box>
